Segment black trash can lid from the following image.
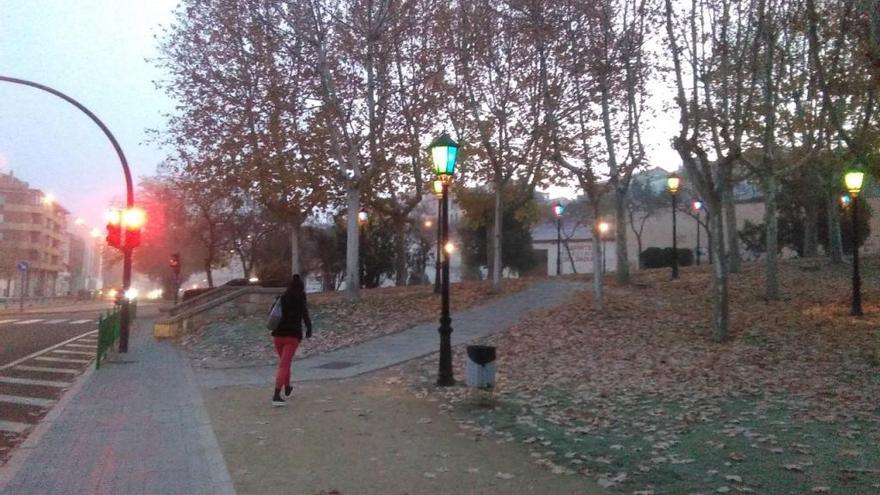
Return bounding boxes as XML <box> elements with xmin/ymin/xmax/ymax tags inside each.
<box><xmin>466</xmin><ymin>345</ymin><xmax>496</xmax><ymax>365</ymax></box>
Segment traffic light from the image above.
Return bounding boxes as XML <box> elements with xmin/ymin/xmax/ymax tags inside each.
<box><xmin>124</xmin><ymin>228</ymin><xmax>141</xmax><ymax>249</ymax></box>
<box><xmin>169</xmin><ymin>253</ymin><xmax>181</xmax><ymax>276</ymax></box>
<box><xmin>106</xmin><ymin>223</ymin><xmax>122</xmax><ymax>248</ymax></box>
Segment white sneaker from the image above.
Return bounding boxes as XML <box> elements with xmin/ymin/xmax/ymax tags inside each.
<box><xmin>272</xmin><ymin>397</ymin><xmax>287</xmax><ymax>407</ymax></box>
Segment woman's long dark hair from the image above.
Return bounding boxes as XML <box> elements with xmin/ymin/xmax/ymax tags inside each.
<box><xmin>284</xmin><ymin>274</ymin><xmax>306</xmax><ymax>303</ymax></box>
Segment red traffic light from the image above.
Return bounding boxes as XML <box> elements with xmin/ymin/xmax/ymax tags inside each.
<box><xmin>169</xmin><ymin>253</ymin><xmax>181</xmax><ymax>275</ymax></box>
<box><xmin>124</xmin><ymin>228</ymin><xmax>141</xmax><ymax>249</ymax></box>
<box><xmin>106</xmin><ymin>223</ymin><xmax>122</xmax><ymax>249</ymax></box>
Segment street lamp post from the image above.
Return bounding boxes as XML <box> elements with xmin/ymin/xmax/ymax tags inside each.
<box><xmin>667</xmin><ymin>174</ymin><xmax>681</xmax><ymax>279</ymax></box>
<box><xmin>693</xmin><ymin>201</ymin><xmax>703</xmax><ymax>266</ymax></box>
<box><xmin>844</xmin><ymin>171</ymin><xmax>865</xmax><ymax>316</ymax></box>
<box><xmin>598</xmin><ymin>221</ymin><xmax>610</xmax><ymax>274</ymax></box>
<box><xmin>428</xmin><ymin>133</ymin><xmax>459</xmax><ymax>387</ymax></box>
<box><xmin>358</xmin><ymin>208</ymin><xmax>369</xmax><ymax>289</ymax></box>
<box><xmin>554</xmin><ymin>203</ymin><xmax>564</xmax><ymax>276</ymax></box>
<box><xmin>432</xmin><ymin>179</ymin><xmax>444</xmax><ymax>294</ymax></box>
<box><xmin>0</xmin><ymin>76</ymin><xmax>137</xmax><ymax>353</ymax></box>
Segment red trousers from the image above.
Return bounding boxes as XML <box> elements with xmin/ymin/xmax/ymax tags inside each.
<box><xmin>273</xmin><ymin>336</ymin><xmax>300</xmax><ymax>389</ymax></box>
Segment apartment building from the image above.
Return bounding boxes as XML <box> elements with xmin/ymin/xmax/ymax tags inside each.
<box><xmin>0</xmin><ymin>172</ymin><xmax>69</xmax><ymax>297</ymax></box>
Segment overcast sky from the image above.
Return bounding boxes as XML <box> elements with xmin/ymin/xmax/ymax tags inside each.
<box><xmin>0</xmin><ymin>1</ymin><xmax>679</xmax><ymax>231</ymax></box>
<box><xmin>0</xmin><ymin>0</ymin><xmax>176</xmax><ymax>229</ymax></box>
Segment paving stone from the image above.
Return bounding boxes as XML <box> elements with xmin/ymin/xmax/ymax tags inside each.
<box><xmin>0</xmin><ymin>320</ymin><xmax>235</xmax><ymax>495</ymax></box>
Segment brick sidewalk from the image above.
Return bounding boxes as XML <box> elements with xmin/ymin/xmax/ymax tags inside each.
<box><xmin>196</xmin><ymin>279</ymin><xmax>584</xmax><ymax>388</ymax></box>
<box><xmin>0</xmin><ymin>318</ymin><xmax>234</xmax><ymax>495</ymax></box>
<box><xmin>0</xmin><ymin>279</ymin><xmax>582</xmax><ymax>495</ymax></box>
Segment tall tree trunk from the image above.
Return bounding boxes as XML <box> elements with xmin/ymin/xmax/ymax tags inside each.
<box><xmin>708</xmin><ymin>204</ymin><xmax>729</xmax><ymax>341</ymax></box>
<box><xmin>290</xmin><ymin>223</ymin><xmax>300</xmax><ymax>276</ymax></box>
<box><xmin>614</xmin><ymin>191</ymin><xmax>630</xmax><ymax>283</ymax></box>
<box><xmin>394</xmin><ymin>220</ymin><xmax>407</xmax><ymax>286</ymax></box>
<box><xmin>827</xmin><ymin>191</ymin><xmax>844</xmax><ymax>264</ymax></box>
<box><xmin>345</xmin><ymin>186</ymin><xmax>361</xmax><ymax>301</ymax></box>
<box><xmin>239</xmin><ymin>253</ymin><xmax>251</xmax><ymax>279</ymax></box>
<box><xmin>723</xmin><ymin>182</ymin><xmax>741</xmax><ymax>272</ymax></box>
<box><xmin>485</xmin><ymin>223</ymin><xmax>494</xmax><ymax>280</ymax></box>
<box><xmin>763</xmin><ymin>175</ymin><xmax>779</xmax><ymax>300</ymax></box>
<box><xmin>492</xmin><ymin>183</ymin><xmax>503</xmax><ymax>291</ymax></box>
<box><xmin>591</xmin><ymin>224</ymin><xmax>604</xmax><ymax>311</ymax></box>
<box><xmin>803</xmin><ymin>200</ymin><xmax>819</xmax><ymax>257</ymax></box>
<box><xmin>204</xmin><ymin>258</ymin><xmax>214</xmax><ymax>288</ymax></box>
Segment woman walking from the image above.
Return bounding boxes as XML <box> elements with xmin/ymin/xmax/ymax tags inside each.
<box><xmin>271</xmin><ymin>274</ymin><xmax>312</xmax><ymax>406</ymax></box>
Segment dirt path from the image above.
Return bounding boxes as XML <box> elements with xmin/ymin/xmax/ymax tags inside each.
<box><xmin>203</xmin><ymin>371</ymin><xmax>602</xmax><ymax>495</ymax></box>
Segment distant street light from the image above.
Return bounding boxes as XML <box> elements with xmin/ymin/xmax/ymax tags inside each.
<box><xmin>667</xmin><ymin>173</ymin><xmax>681</xmax><ymax>279</ymax></box>
<box><xmin>428</xmin><ymin>132</ymin><xmax>459</xmax><ymax>387</ymax></box>
<box><xmin>844</xmin><ymin>170</ymin><xmax>865</xmax><ymax>316</ymax></box>
<box><xmin>693</xmin><ymin>200</ymin><xmax>703</xmax><ymax>266</ymax></box>
<box><xmin>554</xmin><ymin>202</ymin><xmax>565</xmax><ymax>276</ymax></box>
<box><xmin>598</xmin><ymin>221</ymin><xmax>610</xmax><ymax>274</ymax></box>
<box><xmin>358</xmin><ymin>208</ymin><xmax>368</xmax><ymax>288</ymax></box>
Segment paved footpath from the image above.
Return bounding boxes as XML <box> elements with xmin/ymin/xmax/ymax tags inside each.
<box><xmin>0</xmin><ymin>318</ymin><xmax>235</xmax><ymax>495</ymax></box>
<box><xmin>197</xmin><ymin>279</ymin><xmax>584</xmax><ymax>388</ymax></box>
<box><xmin>0</xmin><ymin>278</ymin><xmax>582</xmax><ymax>495</ymax></box>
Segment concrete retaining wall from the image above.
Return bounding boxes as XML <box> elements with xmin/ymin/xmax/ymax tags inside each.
<box><xmin>153</xmin><ymin>287</ymin><xmax>284</xmax><ymax>339</ymax></box>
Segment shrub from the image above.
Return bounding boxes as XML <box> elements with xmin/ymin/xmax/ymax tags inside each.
<box><xmin>640</xmin><ymin>247</ymin><xmax>693</xmax><ymax>269</ymax></box>
<box><xmin>640</xmin><ymin>247</ymin><xmax>666</xmax><ymax>268</ymax></box>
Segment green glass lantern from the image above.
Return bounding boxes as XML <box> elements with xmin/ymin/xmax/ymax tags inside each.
<box><xmin>428</xmin><ymin>133</ymin><xmax>459</xmax><ymax>181</ymax></box>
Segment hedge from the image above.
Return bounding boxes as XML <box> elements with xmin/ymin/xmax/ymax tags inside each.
<box><xmin>640</xmin><ymin>247</ymin><xmax>693</xmax><ymax>269</ymax></box>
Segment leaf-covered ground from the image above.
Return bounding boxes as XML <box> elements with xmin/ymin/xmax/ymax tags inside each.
<box><xmin>401</xmin><ymin>258</ymin><xmax>880</xmax><ymax>494</ymax></box>
<box><xmin>182</xmin><ymin>279</ymin><xmax>529</xmax><ymax>367</ymax></box>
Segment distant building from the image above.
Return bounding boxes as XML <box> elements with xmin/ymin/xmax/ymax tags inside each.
<box><xmin>531</xmin><ymin>222</ymin><xmax>617</xmax><ymax>276</ymax></box>
<box><xmin>0</xmin><ymin>172</ymin><xmax>70</xmax><ymax>297</ymax></box>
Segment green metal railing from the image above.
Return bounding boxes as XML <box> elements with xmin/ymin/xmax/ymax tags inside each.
<box><xmin>96</xmin><ymin>300</ymin><xmax>136</xmax><ymax>369</ymax></box>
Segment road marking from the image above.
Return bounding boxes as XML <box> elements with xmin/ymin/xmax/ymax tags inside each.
<box><xmin>50</xmin><ymin>350</ymin><xmax>94</xmax><ymax>356</ymax></box>
<box><xmin>0</xmin><ymin>376</ymin><xmax>70</xmax><ymax>388</ymax></box>
<box><xmin>0</xmin><ymin>329</ymin><xmax>97</xmax><ymax>372</ymax></box>
<box><xmin>0</xmin><ymin>319</ymin><xmax>19</xmax><ymax>324</ymax></box>
<box><xmin>43</xmin><ymin>319</ymin><xmax>68</xmax><ymax>324</ymax></box>
<box><xmin>0</xmin><ymin>420</ymin><xmax>30</xmax><ymax>433</ymax></box>
<box><xmin>0</xmin><ymin>394</ymin><xmax>55</xmax><ymax>407</ymax></box>
<box><xmin>63</xmin><ymin>344</ymin><xmax>95</xmax><ymax>349</ymax></box>
<box><xmin>33</xmin><ymin>356</ymin><xmax>90</xmax><ymax>365</ymax></box>
<box><xmin>13</xmin><ymin>319</ymin><xmax>43</xmax><ymax>325</ymax></box>
<box><xmin>70</xmin><ymin>319</ymin><xmax>94</xmax><ymax>324</ymax></box>
<box><xmin>13</xmin><ymin>365</ymin><xmax>79</xmax><ymax>375</ymax></box>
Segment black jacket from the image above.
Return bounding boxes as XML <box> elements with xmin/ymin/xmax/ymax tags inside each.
<box><xmin>271</xmin><ymin>291</ymin><xmax>312</xmax><ymax>339</ymax></box>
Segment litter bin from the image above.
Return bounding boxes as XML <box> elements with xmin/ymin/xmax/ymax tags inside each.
<box><xmin>465</xmin><ymin>345</ymin><xmax>496</xmax><ymax>388</ymax></box>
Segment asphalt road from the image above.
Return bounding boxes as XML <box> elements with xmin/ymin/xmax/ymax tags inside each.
<box><xmin>0</xmin><ymin>310</ymin><xmax>105</xmax><ymax>367</ymax></box>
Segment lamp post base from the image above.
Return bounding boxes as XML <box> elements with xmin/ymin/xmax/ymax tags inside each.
<box><xmin>437</xmin><ymin>322</ymin><xmax>455</xmax><ymax>386</ymax></box>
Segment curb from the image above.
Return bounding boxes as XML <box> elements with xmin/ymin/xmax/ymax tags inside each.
<box><xmin>182</xmin><ymin>352</ymin><xmax>238</xmax><ymax>495</ymax></box>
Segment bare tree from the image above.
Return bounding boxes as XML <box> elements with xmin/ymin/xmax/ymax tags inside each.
<box><xmin>663</xmin><ymin>0</ymin><xmax>759</xmax><ymax>340</ymax></box>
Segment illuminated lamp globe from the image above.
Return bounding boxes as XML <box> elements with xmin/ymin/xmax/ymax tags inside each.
<box><xmin>428</xmin><ymin>133</ymin><xmax>459</xmax><ymax>182</ymax></box>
